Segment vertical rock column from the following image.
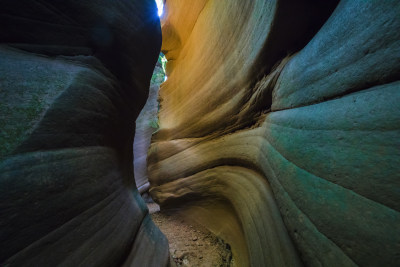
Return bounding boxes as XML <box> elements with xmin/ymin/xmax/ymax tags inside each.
<box><xmin>0</xmin><ymin>0</ymin><xmax>170</xmax><ymax>266</ymax></box>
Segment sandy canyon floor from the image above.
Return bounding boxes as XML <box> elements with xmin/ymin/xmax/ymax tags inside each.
<box><xmin>147</xmin><ymin>203</ymin><xmax>234</xmax><ymax>267</ymax></box>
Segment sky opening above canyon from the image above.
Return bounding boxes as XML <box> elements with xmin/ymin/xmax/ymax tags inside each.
<box><xmin>155</xmin><ymin>0</ymin><xmax>164</xmax><ymax>17</ymax></box>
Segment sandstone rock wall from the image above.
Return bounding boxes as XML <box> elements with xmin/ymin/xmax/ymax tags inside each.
<box><xmin>149</xmin><ymin>0</ymin><xmax>400</xmax><ymax>266</ymax></box>
<box><xmin>134</xmin><ymin>59</ymin><xmax>164</xmax><ymax>193</ymax></box>
<box><xmin>0</xmin><ymin>0</ymin><xmax>170</xmax><ymax>266</ymax></box>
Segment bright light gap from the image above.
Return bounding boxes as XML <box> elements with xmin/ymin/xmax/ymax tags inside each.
<box><xmin>155</xmin><ymin>0</ymin><xmax>164</xmax><ymax>17</ymax></box>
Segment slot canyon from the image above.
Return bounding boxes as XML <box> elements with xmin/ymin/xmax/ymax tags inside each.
<box><xmin>0</xmin><ymin>0</ymin><xmax>399</xmax><ymax>266</ymax></box>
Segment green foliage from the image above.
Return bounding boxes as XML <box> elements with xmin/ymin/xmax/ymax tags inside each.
<box><xmin>151</xmin><ymin>72</ymin><xmax>165</xmax><ymax>84</ymax></box>
<box><xmin>151</xmin><ymin>53</ymin><xmax>167</xmax><ymax>84</ymax></box>
<box><xmin>148</xmin><ymin>118</ymin><xmax>159</xmax><ymax>130</ymax></box>
<box><xmin>159</xmin><ymin>53</ymin><xmax>167</xmax><ymax>73</ymax></box>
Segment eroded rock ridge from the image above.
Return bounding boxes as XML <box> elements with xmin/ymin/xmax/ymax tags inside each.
<box><xmin>148</xmin><ymin>1</ymin><xmax>400</xmax><ymax>266</ymax></box>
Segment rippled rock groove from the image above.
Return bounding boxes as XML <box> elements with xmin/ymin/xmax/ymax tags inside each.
<box><xmin>1</xmin><ymin>0</ymin><xmax>400</xmax><ymax>266</ymax></box>
<box><xmin>0</xmin><ymin>0</ymin><xmax>169</xmax><ymax>266</ymax></box>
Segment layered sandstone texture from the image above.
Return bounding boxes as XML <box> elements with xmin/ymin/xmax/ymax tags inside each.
<box><xmin>148</xmin><ymin>0</ymin><xmax>400</xmax><ymax>266</ymax></box>
<box><xmin>0</xmin><ymin>0</ymin><xmax>170</xmax><ymax>266</ymax></box>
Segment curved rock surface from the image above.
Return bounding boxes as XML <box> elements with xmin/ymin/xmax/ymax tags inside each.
<box><xmin>0</xmin><ymin>0</ymin><xmax>170</xmax><ymax>266</ymax></box>
<box><xmin>149</xmin><ymin>0</ymin><xmax>400</xmax><ymax>266</ymax></box>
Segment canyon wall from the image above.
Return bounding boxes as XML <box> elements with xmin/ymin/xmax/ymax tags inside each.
<box><xmin>149</xmin><ymin>0</ymin><xmax>400</xmax><ymax>266</ymax></box>
<box><xmin>0</xmin><ymin>0</ymin><xmax>170</xmax><ymax>266</ymax></box>
<box><xmin>134</xmin><ymin>59</ymin><xmax>164</xmax><ymax>193</ymax></box>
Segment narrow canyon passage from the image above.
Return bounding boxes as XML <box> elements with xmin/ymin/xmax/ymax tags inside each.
<box><xmin>0</xmin><ymin>0</ymin><xmax>399</xmax><ymax>266</ymax></box>
<box><xmin>148</xmin><ymin>201</ymin><xmax>234</xmax><ymax>266</ymax></box>
<box><xmin>134</xmin><ymin>53</ymin><xmax>235</xmax><ymax>266</ymax></box>
<box><xmin>139</xmin><ymin>0</ymin><xmax>400</xmax><ymax>266</ymax></box>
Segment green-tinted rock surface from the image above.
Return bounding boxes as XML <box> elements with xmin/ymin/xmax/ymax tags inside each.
<box><xmin>0</xmin><ymin>0</ymin><xmax>170</xmax><ymax>266</ymax></box>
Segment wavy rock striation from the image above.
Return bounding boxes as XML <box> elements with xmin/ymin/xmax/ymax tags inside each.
<box><xmin>149</xmin><ymin>0</ymin><xmax>400</xmax><ymax>266</ymax></box>
<box><xmin>0</xmin><ymin>0</ymin><xmax>170</xmax><ymax>266</ymax></box>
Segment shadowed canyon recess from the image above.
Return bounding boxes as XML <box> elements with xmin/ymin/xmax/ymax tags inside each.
<box><xmin>1</xmin><ymin>0</ymin><xmax>399</xmax><ymax>266</ymax></box>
